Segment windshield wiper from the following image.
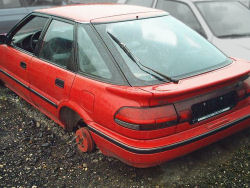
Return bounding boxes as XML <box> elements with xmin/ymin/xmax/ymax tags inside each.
<box><xmin>107</xmin><ymin>32</ymin><xmax>179</xmax><ymax>84</ymax></box>
<box><xmin>218</xmin><ymin>33</ymin><xmax>250</xmax><ymax>38</ymax></box>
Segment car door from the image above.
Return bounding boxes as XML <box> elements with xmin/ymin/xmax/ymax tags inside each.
<box><xmin>0</xmin><ymin>15</ymin><xmax>49</xmax><ymax>102</ymax></box>
<box><xmin>29</xmin><ymin>18</ymin><xmax>76</xmax><ymax>118</ymax></box>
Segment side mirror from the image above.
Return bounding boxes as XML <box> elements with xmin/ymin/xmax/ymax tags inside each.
<box><xmin>0</xmin><ymin>34</ymin><xmax>7</xmax><ymax>45</ymax></box>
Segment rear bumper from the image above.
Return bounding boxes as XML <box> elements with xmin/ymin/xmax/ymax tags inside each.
<box><xmin>88</xmin><ymin>105</ymin><xmax>250</xmax><ymax>168</ymax></box>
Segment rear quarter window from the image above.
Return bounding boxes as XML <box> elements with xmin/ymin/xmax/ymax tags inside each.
<box><xmin>77</xmin><ymin>25</ymin><xmax>112</xmax><ymax>79</ymax></box>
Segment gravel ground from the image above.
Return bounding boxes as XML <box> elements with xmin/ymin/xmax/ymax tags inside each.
<box><xmin>0</xmin><ymin>85</ymin><xmax>249</xmax><ymax>187</ymax></box>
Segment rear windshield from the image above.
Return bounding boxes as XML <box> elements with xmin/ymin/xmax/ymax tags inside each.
<box><xmin>94</xmin><ymin>16</ymin><xmax>231</xmax><ymax>86</ymax></box>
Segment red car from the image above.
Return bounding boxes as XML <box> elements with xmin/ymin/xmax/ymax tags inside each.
<box><xmin>0</xmin><ymin>4</ymin><xmax>249</xmax><ymax>168</ymax></box>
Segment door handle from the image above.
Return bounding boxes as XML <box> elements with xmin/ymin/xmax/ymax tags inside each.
<box><xmin>20</xmin><ymin>62</ymin><xmax>27</xmax><ymax>69</ymax></box>
<box><xmin>55</xmin><ymin>78</ymin><xmax>64</xmax><ymax>88</ymax></box>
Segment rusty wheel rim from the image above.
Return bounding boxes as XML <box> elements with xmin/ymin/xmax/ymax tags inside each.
<box><xmin>75</xmin><ymin>127</ymin><xmax>94</xmax><ymax>152</ymax></box>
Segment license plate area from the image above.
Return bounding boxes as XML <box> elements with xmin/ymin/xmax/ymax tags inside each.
<box><xmin>191</xmin><ymin>91</ymin><xmax>237</xmax><ymax>124</ymax></box>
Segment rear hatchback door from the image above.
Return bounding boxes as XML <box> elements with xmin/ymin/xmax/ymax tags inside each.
<box><xmin>139</xmin><ymin>60</ymin><xmax>249</xmax><ymax>132</ymax></box>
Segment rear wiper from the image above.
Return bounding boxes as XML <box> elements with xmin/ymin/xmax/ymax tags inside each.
<box><xmin>218</xmin><ymin>33</ymin><xmax>250</xmax><ymax>38</ymax></box>
<box><xmin>107</xmin><ymin>32</ymin><xmax>179</xmax><ymax>84</ymax></box>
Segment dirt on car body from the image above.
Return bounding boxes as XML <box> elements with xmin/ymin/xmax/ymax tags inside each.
<box><xmin>0</xmin><ymin>86</ymin><xmax>249</xmax><ymax>187</ymax></box>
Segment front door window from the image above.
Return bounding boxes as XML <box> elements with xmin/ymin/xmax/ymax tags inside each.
<box><xmin>11</xmin><ymin>16</ymin><xmax>48</xmax><ymax>53</ymax></box>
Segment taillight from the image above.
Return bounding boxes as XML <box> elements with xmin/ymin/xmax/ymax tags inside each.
<box><xmin>237</xmin><ymin>74</ymin><xmax>249</xmax><ymax>100</ymax></box>
<box><xmin>178</xmin><ymin>110</ymin><xmax>192</xmax><ymax>123</ymax></box>
<box><xmin>244</xmin><ymin>74</ymin><xmax>250</xmax><ymax>95</ymax></box>
<box><xmin>237</xmin><ymin>87</ymin><xmax>247</xmax><ymax>99</ymax></box>
<box><xmin>114</xmin><ymin>105</ymin><xmax>178</xmax><ymax>130</ymax></box>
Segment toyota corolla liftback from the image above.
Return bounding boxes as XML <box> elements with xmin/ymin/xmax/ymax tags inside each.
<box><xmin>0</xmin><ymin>4</ymin><xmax>249</xmax><ymax>168</ymax></box>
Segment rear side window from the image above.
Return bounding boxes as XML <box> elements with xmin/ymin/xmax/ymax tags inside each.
<box><xmin>126</xmin><ymin>0</ymin><xmax>154</xmax><ymax>7</ymax></box>
<box><xmin>156</xmin><ymin>0</ymin><xmax>206</xmax><ymax>37</ymax></box>
<box><xmin>77</xmin><ymin>25</ymin><xmax>112</xmax><ymax>79</ymax></box>
<box><xmin>39</xmin><ymin>20</ymin><xmax>74</xmax><ymax>69</ymax></box>
<box><xmin>0</xmin><ymin>0</ymin><xmax>23</xmax><ymax>9</ymax></box>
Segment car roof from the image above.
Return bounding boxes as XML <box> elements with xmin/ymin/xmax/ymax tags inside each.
<box><xmin>35</xmin><ymin>4</ymin><xmax>165</xmax><ymax>23</ymax></box>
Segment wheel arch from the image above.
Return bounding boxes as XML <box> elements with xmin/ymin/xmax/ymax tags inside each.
<box><xmin>0</xmin><ymin>79</ymin><xmax>5</xmax><ymax>86</ymax></box>
<box><xmin>58</xmin><ymin>101</ymin><xmax>93</xmax><ymax>131</ymax></box>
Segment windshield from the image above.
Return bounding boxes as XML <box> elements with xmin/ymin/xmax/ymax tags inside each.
<box><xmin>94</xmin><ymin>16</ymin><xmax>231</xmax><ymax>86</ymax></box>
<box><xmin>196</xmin><ymin>1</ymin><xmax>250</xmax><ymax>38</ymax></box>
